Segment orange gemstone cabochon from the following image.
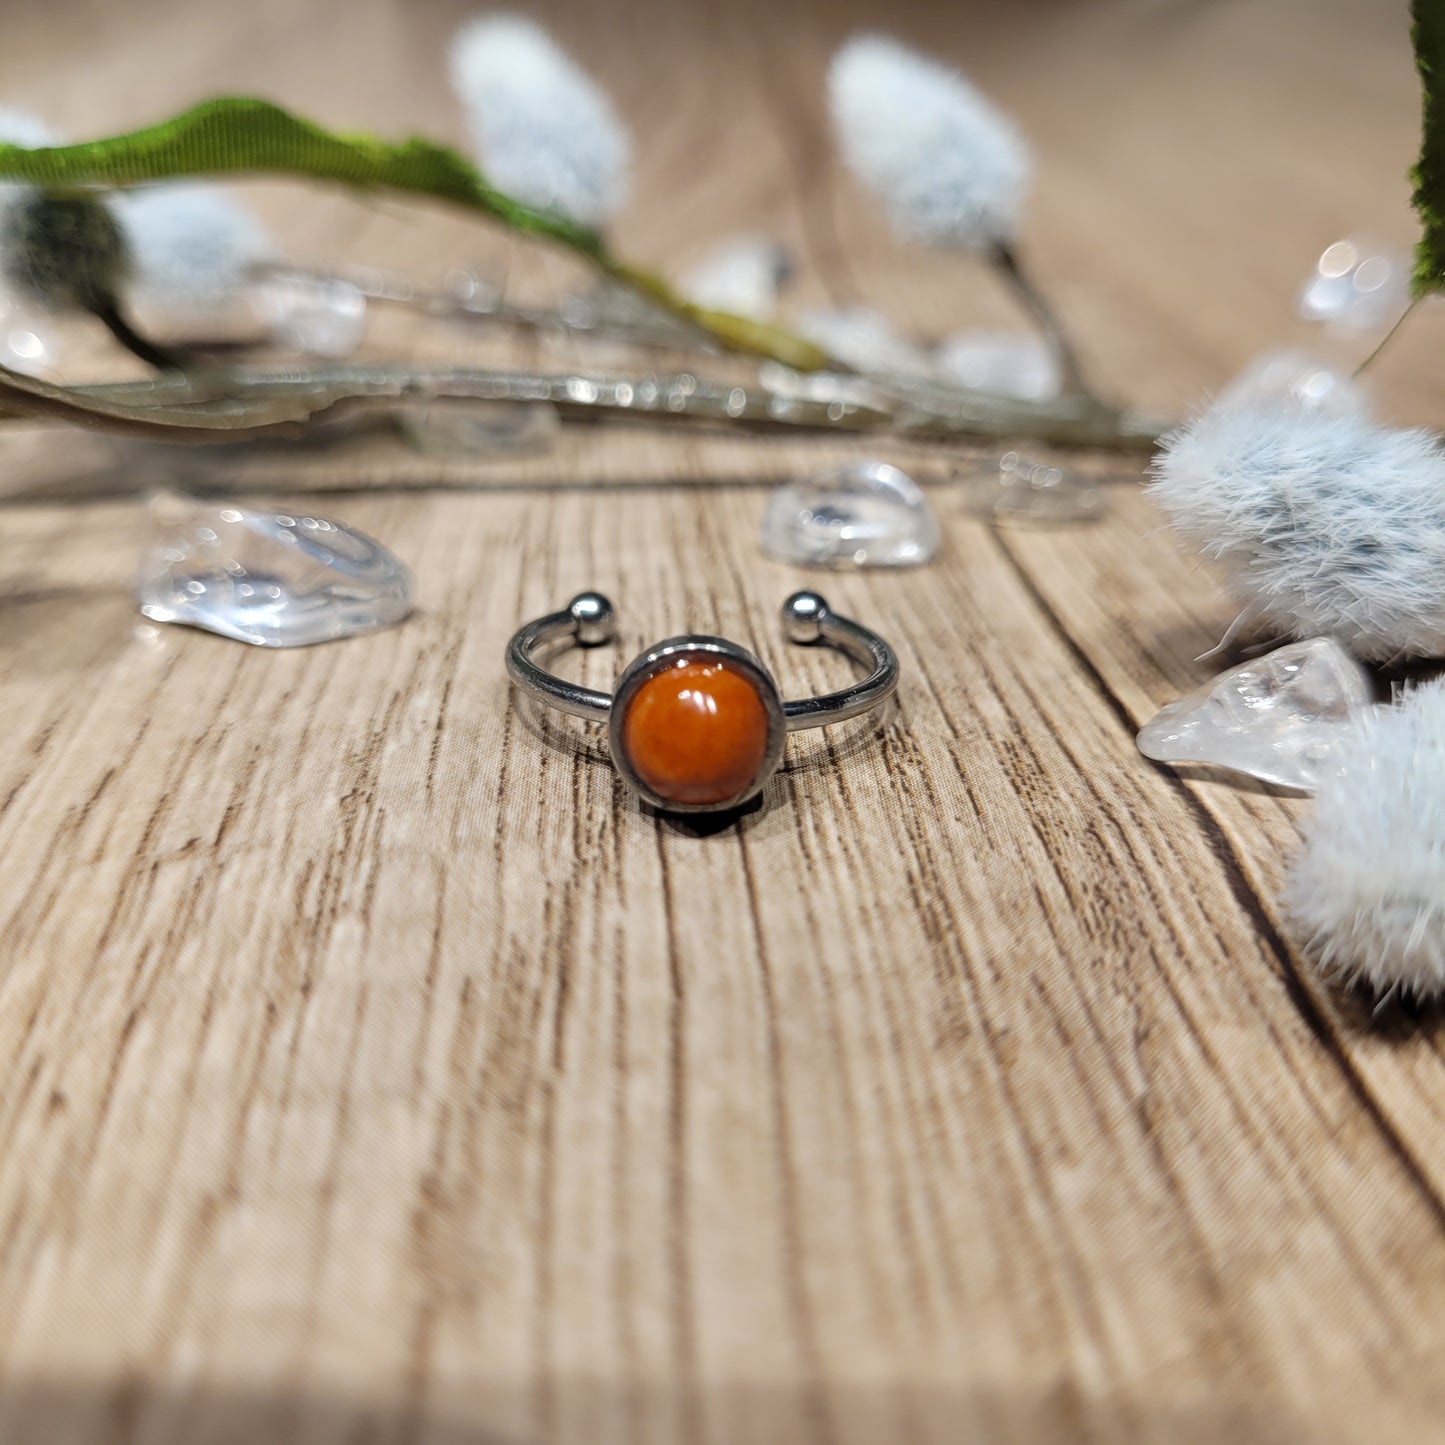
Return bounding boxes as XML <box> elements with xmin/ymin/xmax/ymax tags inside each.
<box><xmin>620</xmin><ymin>657</ymin><xmax>771</xmax><ymax>806</ymax></box>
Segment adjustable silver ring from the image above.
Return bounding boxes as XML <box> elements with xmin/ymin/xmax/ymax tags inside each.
<box><xmin>506</xmin><ymin>591</ymin><xmax>899</xmax><ymax>813</ymax></box>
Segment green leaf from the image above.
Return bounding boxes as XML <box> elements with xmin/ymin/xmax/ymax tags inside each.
<box><xmin>0</xmin><ymin>96</ymin><xmax>830</xmax><ymax>369</ymax></box>
<box><xmin>1412</xmin><ymin>0</ymin><xmax>1445</xmax><ymax>294</ymax></box>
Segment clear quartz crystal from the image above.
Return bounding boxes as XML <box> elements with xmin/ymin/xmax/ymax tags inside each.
<box><xmin>1298</xmin><ymin>238</ymin><xmax>1411</xmax><ymax>332</ymax></box>
<box><xmin>1215</xmin><ymin>349</ymin><xmax>1368</xmax><ymax>417</ymax></box>
<box><xmin>760</xmin><ymin>460</ymin><xmax>939</xmax><ymax>568</ymax></box>
<box><xmin>1136</xmin><ymin>637</ymin><xmax>1374</xmax><ymax>793</ymax></box>
<box><xmin>681</xmin><ymin>234</ymin><xmax>792</xmax><ymax>320</ymax></box>
<box><xmin>401</xmin><ymin>401</ymin><xmax>562</xmax><ymax>457</ymax></box>
<box><xmin>139</xmin><ymin>491</ymin><xmax>413</xmax><ymax>647</ymax></box>
<box><xmin>934</xmin><ymin>330</ymin><xmax>1061</xmax><ymax>401</ymax></box>
<box><xmin>964</xmin><ymin>451</ymin><xmax>1104</xmax><ymax>527</ymax></box>
<box><xmin>258</xmin><ymin>275</ymin><xmax>368</xmax><ymax>357</ymax></box>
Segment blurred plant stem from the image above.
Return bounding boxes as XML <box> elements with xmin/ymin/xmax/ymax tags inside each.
<box><xmin>0</xmin><ymin>101</ymin><xmax>1160</xmax><ymax>448</ymax></box>
<box><xmin>0</xmin><ymin>356</ymin><xmax>1164</xmax><ymax>451</ymax></box>
<box><xmin>1353</xmin><ymin>297</ymin><xmax>1422</xmax><ymax>378</ymax></box>
<box><xmin>989</xmin><ymin>243</ymin><xmax>1098</xmax><ymax>407</ymax></box>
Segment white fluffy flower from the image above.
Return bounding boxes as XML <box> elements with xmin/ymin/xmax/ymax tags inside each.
<box><xmin>681</xmin><ymin>234</ymin><xmax>791</xmax><ymax>320</ymax></box>
<box><xmin>827</xmin><ymin>34</ymin><xmax>1029</xmax><ymax>250</ymax></box>
<box><xmin>449</xmin><ymin>13</ymin><xmax>628</xmax><ymax>227</ymax></box>
<box><xmin>0</xmin><ymin>108</ymin><xmax>60</xmax><ymax>218</ymax></box>
<box><xmin>0</xmin><ymin>108</ymin><xmax>58</xmax><ymax>150</ymax></box>
<box><xmin>121</xmin><ymin>184</ymin><xmax>273</xmax><ymax>313</ymax></box>
<box><xmin>1150</xmin><ymin>406</ymin><xmax>1445</xmax><ymax>662</ymax></box>
<box><xmin>1284</xmin><ymin>679</ymin><xmax>1445</xmax><ymax>998</ymax></box>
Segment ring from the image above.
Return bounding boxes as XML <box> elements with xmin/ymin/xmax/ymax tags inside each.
<box><xmin>506</xmin><ymin>591</ymin><xmax>900</xmax><ymax>814</ymax></box>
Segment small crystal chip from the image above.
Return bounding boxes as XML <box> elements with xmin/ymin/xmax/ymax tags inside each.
<box><xmin>964</xmin><ymin>451</ymin><xmax>1104</xmax><ymax>528</ymax></box>
<box><xmin>1136</xmin><ymin>637</ymin><xmax>1375</xmax><ymax>793</ymax></box>
<box><xmin>139</xmin><ymin>491</ymin><xmax>413</xmax><ymax>648</ymax></box>
<box><xmin>402</xmin><ymin>401</ymin><xmax>562</xmax><ymax>457</ymax></box>
<box><xmin>1215</xmin><ymin>349</ymin><xmax>1368</xmax><ymax>417</ymax></box>
<box><xmin>1298</xmin><ymin>238</ymin><xmax>1411</xmax><ymax>332</ymax></box>
<box><xmin>934</xmin><ymin>330</ymin><xmax>1061</xmax><ymax>401</ymax></box>
<box><xmin>760</xmin><ymin>460</ymin><xmax>940</xmax><ymax>568</ymax></box>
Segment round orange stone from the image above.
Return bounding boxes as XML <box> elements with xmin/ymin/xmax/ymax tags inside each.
<box><xmin>621</xmin><ymin>657</ymin><xmax>771</xmax><ymax>806</ymax></box>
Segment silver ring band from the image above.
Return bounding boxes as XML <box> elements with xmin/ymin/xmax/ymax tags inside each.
<box><xmin>506</xmin><ymin>591</ymin><xmax>899</xmax><ymax>813</ymax></box>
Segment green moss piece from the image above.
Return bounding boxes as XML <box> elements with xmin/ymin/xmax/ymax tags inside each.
<box><xmin>1412</xmin><ymin>0</ymin><xmax>1445</xmax><ymax>294</ymax></box>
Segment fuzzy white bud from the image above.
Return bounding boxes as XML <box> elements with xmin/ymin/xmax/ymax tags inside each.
<box><xmin>681</xmin><ymin>234</ymin><xmax>791</xmax><ymax>321</ymax></box>
<box><xmin>449</xmin><ymin>13</ymin><xmax>629</xmax><ymax>228</ymax></box>
<box><xmin>1150</xmin><ymin>406</ymin><xmax>1445</xmax><ymax>663</ymax></box>
<box><xmin>0</xmin><ymin>108</ymin><xmax>59</xmax><ymax>151</ymax></box>
<box><xmin>0</xmin><ymin>108</ymin><xmax>60</xmax><ymax>221</ymax></box>
<box><xmin>121</xmin><ymin>184</ymin><xmax>273</xmax><ymax>314</ymax></box>
<box><xmin>1284</xmin><ymin>679</ymin><xmax>1445</xmax><ymax>998</ymax></box>
<box><xmin>828</xmin><ymin>34</ymin><xmax>1029</xmax><ymax>251</ymax></box>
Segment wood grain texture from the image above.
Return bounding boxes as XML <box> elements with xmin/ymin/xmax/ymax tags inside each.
<box><xmin>2</xmin><ymin>1</ymin><xmax>1444</xmax><ymax>1441</ymax></box>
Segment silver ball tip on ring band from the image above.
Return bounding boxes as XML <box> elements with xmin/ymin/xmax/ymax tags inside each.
<box><xmin>507</xmin><ymin>591</ymin><xmax>899</xmax><ymax>814</ymax></box>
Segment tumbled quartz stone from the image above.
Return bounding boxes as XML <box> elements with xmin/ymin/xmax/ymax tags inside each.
<box><xmin>965</xmin><ymin>451</ymin><xmax>1104</xmax><ymax>528</ymax></box>
<box><xmin>402</xmin><ymin>401</ymin><xmax>561</xmax><ymax>457</ymax></box>
<box><xmin>681</xmin><ymin>234</ymin><xmax>792</xmax><ymax>321</ymax></box>
<box><xmin>1136</xmin><ymin>637</ymin><xmax>1374</xmax><ymax>794</ymax></box>
<box><xmin>934</xmin><ymin>330</ymin><xmax>1061</xmax><ymax>401</ymax></box>
<box><xmin>259</xmin><ymin>275</ymin><xmax>367</xmax><ymax>357</ymax></box>
<box><xmin>1298</xmin><ymin>238</ymin><xmax>1411</xmax><ymax>333</ymax></box>
<box><xmin>760</xmin><ymin>460</ymin><xmax>939</xmax><ymax>568</ymax></box>
<box><xmin>1215</xmin><ymin>349</ymin><xmax>1368</xmax><ymax>418</ymax></box>
<box><xmin>139</xmin><ymin>491</ymin><xmax>413</xmax><ymax>647</ymax></box>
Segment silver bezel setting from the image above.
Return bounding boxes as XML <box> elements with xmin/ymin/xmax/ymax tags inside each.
<box><xmin>608</xmin><ymin>635</ymin><xmax>787</xmax><ymax>814</ymax></box>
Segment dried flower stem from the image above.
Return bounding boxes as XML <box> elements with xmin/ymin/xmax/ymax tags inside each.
<box><xmin>0</xmin><ymin>100</ymin><xmax>1121</xmax><ymax>404</ymax></box>
<box><xmin>247</xmin><ymin>260</ymin><xmax>1152</xmax><ymax>447</ymax></box>
<box><xmin>93</xmin><ymin>298</ymin><xmax>185</xmax><ymax>371</ymax></box>
<box><xmin>0</xmin><ymin>357</ymin><xmax>1164</xmax><ymax>451</ymax></box>
<box><xmin>259</xmin><ymin>261</ymin><xmax>712</xmax><ymax>352</ymax></box>
<box><xmin>1353</xmin><ymin>296</ymin><xmax>1423</xmax><ymax>378</ymax></box>
<box><xmin>990</xmin><ymin>243</ymin><xmax>1096</xmax><ymax>405</ymax></box>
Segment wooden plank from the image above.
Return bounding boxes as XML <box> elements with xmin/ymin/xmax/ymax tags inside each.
<box><xmin>3</xmin><ymin>488</ymin><xmax>1445</xmax><ymax>1442</ymax></box>
<box><xmin>994</xmin><ymin>481</ymin><xmax>1445</xmax><ymax>1193</ymax></box>
<box><xmin>1</xmin><ymin>0</ymin><xmax>1443</xmax><ymax>1440</ymax></box>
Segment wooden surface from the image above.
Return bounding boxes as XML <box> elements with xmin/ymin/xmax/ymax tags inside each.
<box><xmin>2</xmin><ymin>1</ymin><xmax>1444</xmax><ymax>1440</ymax></box>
